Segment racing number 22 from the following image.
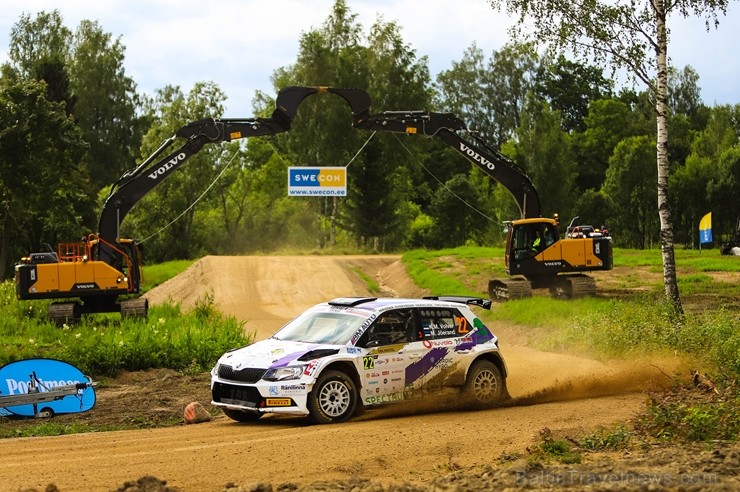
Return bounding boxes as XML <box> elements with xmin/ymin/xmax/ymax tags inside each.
<box><xmin>456</xmin><ymin>316</ymin><xmax>469</xmax><ymax>334</ymax></box>
<box><xmin>363</xmin><ymin>356</ymin><xmax>374</xmax><ymax>370</ymax></box>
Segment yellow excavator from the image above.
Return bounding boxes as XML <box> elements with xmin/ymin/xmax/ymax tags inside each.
<box><xmin>14</xmin><ymin>87</ymin><xmax>314</xmax><ymax>324</ymax></box>
<box><xmin>352</xmin><ymin>107</ymin><xmax>613</xmax><ymax>299</ymax></box>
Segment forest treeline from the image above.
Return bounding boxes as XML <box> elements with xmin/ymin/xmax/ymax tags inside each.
<box><xmin>1</xmin><ymin>1</ymin><xmax>738</xmax><ymax>280</ymax></box>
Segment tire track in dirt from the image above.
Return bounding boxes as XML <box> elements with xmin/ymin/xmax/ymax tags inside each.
<box><xmin>0</xmin><ymin>395</ymin><xmax>650</xmax><ymax>492</ymax></box>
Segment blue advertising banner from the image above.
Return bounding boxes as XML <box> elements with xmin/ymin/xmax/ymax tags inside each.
<box><xmin>0</xmin><ymin>358</ymin><xmax>96</xmax><ymax>417</ymax></box>
<box><xmin>288</xmin><ymin>167</ymin><xmax>347</xmax><ymax>196</ymax></box>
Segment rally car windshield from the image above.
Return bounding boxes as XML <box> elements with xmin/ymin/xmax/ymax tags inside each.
<box><xmin>272</xmin><ymin>310</ymin><xmax>367</xmax><ymax>344</ymax></box>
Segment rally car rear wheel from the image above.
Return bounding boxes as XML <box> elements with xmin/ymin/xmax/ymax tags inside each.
<box><xmin>222</xmin><ymin>408</ymin><xmax>262</xmax><ymax>423</ymax></box>
<box><xmin>308</xmin><ymin>370</ymin><xmax>358</xmax><ymax>424</ymax></box>
<box><xmin>465</xmin><ymin>360</ymin><xmax>504</xmax><ymax>408</ymax></box>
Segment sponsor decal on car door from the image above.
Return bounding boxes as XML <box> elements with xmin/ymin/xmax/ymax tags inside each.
<box><xmin>363</xmin><ymin>349</ymin><xmax>407</xmax><ymax>404</ymax></box>
<box><xmin>405</xmin><ymin>308</ymin><xmax>468</xmax><ymax>391</ymax></box>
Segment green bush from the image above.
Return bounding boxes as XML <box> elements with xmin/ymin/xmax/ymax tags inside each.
<box><xmin>637</xmin><ymin>386</ymin><xmax>740</xmax><ymax>441</ymax></box>
<box><xmin>0</xmin><ymin>281</ymin><xmax>249</xmax><ymax>377</ymax></box>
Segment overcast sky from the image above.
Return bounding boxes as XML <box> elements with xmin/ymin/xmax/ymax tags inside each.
<box><xmin>1</xmin><ymin>0</ymin><xmax>738</xmax><ymax>118</ymax></box>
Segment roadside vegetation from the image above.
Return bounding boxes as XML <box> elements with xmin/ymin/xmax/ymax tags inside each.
<box><xmin>0</xmin><ymin>260</ymin><xmax>247</xmax><ymax>377</ymax></box>
<box><xmin>350</xmin><ymin>266</ymin><xmax>382</xmax><ymax>294</ymax></box>
<box><xmin>403</xmin><ymin>246</ymin><xmax>740</xmax><ymax>450</ymax></box>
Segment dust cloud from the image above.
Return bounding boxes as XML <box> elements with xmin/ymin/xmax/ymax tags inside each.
<box><xmin>509</xmin><ymin>359</ymin><xmax>681</xmax><ymax>406</ymax></box>
<box><xmin>356</xmin><ymin>355</ymin><xmax>682</xmax><ymax>423</ymax></box>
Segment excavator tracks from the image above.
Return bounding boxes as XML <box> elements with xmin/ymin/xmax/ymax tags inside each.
<box><xmin>489</xmin><ymin>274</ymin><xmax>596</xmax><ymax>301</ymax></box>
<box><xmin>488</xmin><ymin>278</ymin><xmax>533</xmax><ymax>301</ymax></box>
<box><xmin>120</xmin><ymin>297</ymin><xmax>149</xmax><ymax>319</ymax></box>
<box><xmin>49</xmin><ymin>302</ymin><xmax>82</xmax><ymax>326</ymax></box>
<box><xmin>48</xmin><ymin>298</ymin><xmax>148</xmax><ymax>325</ymax></box>
<box><xmin>548</xmin><ymin>274</ymin><xmax>597</xmax><ymax>299</ymax></box>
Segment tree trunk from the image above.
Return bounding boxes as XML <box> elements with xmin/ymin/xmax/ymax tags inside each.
<box><xmin>654</xmin><ymin>0</ymin><xmax>683</xmax><ymax>314</ymax></box>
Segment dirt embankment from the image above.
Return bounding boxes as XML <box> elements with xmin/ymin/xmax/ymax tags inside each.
<box><xmin>3</xmin><ymin>255</ymin><xmax>727</xmax><ymax>492</ymax></box>
<box><xmin>143</xmin><ymin>255</ymin><xmax>420</xmax><ymax>340</ymax></box>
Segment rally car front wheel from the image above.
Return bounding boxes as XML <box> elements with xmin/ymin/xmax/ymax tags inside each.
<box><xmin>308</xmin><ymin>370</ymin><xmax>358</xmax><ymax>424</ymax></box>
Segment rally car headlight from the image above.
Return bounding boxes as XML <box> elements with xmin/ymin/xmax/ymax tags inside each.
<box><xmin>262</xmin><ymin>365</ymin><xmax>306</xmax><ymax>381</ymax></box>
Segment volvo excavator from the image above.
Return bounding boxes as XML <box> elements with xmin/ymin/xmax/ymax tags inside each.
<box><xmin>275</xmin><ymin>86</ymin><xmax>613</xmax><ymax>300</ymax></box>
<box><xmin>14</xmin><ymin>87</ymin><xmax>318</xmax><ymax>324</ymax></box>
<box><xmin>352</xmin><ymin>106</ymin><xmax>613</xmax><ymax>299</ymax></box>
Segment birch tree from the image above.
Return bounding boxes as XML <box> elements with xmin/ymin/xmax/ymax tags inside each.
<box><xmin>490</xmin><ymin>0</ymin><xmax>735</xmax><ymax>313</ymax></box>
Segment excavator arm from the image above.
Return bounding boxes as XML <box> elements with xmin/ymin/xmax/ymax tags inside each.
<box><xmin>99</xmin><ymin>86</ymin><xmax>373</xmax><ymax>249</ymax></box>
<box><xmin>351</xmin><ymin>110</ymin><xmax>541</xmax><ymax>219</ymax></box>
<box><xmin>96</xmin><ymin>118</ymin><xmax>281</xmax><ymax>263</ymax></box>
<box><xmin>102</xmin><ymin>113</ymin><xmax>291</xmax><ymax>247</ymax></box>
<box><xmin>280</xmin><ymin>86</ymin><xmax>540</xmax><ymax>219</ymax></box>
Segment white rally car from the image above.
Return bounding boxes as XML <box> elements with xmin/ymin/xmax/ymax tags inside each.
<box><xmin>211</xmin><ymin>296</ymin><xmax>508</xmax><ymax>424</ymax></box>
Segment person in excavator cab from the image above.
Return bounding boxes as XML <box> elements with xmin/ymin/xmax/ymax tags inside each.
<box><xmin>531</xmin><ymin>230</ymin><xmax>544</xmax><ymax>254</ymax></box>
